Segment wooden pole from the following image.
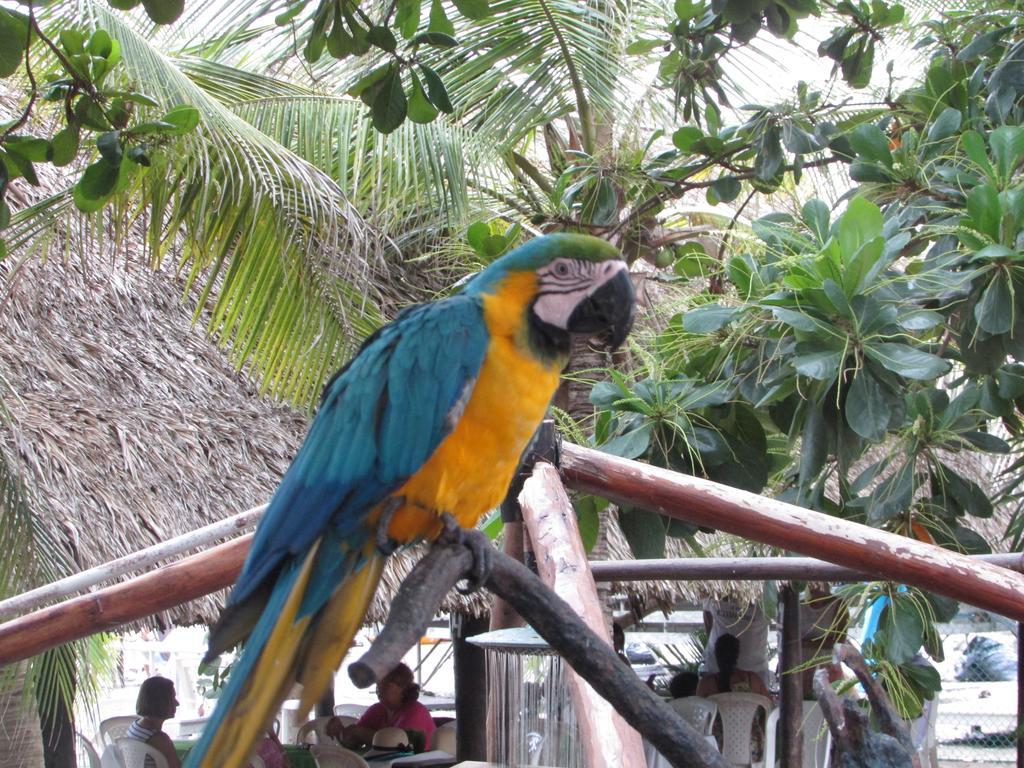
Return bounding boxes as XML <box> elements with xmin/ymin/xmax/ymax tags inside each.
<box><xmin>0</xmin><ymin>505</ymin><xmax>263</xmax><ymax>621</ymax></box>
<box><xmin>561</xmin><ymin>443</ymin><xmax>1024</xmax><ymax>621</ymax></box>
<box><xmin>779</xmin><ymin>585</ymin><xmax>802</xmax><ymax>768</ymax></box>
<box><xmin>520</xmin><ymin>462</ymin><xmax>647</xmax><ymax>768</ymax></box>
<box><xmin>589</xmin><ymin>554</ymin><xmax>1024</xmax><ymax>582</ymax></box>
<box><xmin>452</xmin><ymin>612</ymin><xmax>490</xmax><ymax>761</ymax></box>
<box><xmin>0</xmin><ymin>534</ymin><xmax>251</xmax><ymax>665</ymax></box>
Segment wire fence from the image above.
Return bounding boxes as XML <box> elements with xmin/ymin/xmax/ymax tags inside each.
<box><xmin>934</xmin><ymin>621</ymin><xmax>1019</xmax><ymax>765</ymax></box>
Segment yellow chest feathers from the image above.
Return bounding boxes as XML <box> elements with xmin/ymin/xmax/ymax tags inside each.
<box><xmin>389</xmin><ymin>272</ymin><xmax>564</xmax><ymax>540</ymax></box>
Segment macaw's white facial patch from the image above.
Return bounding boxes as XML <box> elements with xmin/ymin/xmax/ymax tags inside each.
<box><xmin>532</xmin><ymin>258</ymin><xmax>628</xmax><ymax>329</ymax></box>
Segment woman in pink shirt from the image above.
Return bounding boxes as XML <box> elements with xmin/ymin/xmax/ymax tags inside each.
<box><xmin>327</xmin><ymin>663</ymin><xmax>436</xmax><ymax>751</ymax></box>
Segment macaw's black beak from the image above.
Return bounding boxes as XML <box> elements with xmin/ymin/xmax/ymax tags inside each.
<box><xmin>567</xmin><ymin>265</ymin><xmax>635</xmax><ymax>350</ymax></box>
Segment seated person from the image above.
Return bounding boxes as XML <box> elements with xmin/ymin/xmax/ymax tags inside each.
<box><xmin>668</xmin><ymin>670</ymin><xmax>700</xmax><ymax>699</ymax></box>
<box><xmin>326</xmin><ymin>663</ymin><xmax>435</xmax><ymax>751</ymax></box>
<box><xmin>697</xmin><ymin>634</ymin><xmax>770</xmax><ymax>697</ymax></box>
<box><xmin>252</xmin><ymin>729</ymin><xmax>286</xmax><ymax>768</ymax></box>
<box><xmin>698</xmin><ymin>634</ymin><xmax>770</xmax><ymax>761</ymax></box>
<box><xmin>124</xmin><ymin>676</ymin><xmax>182</xmax><ymax>768</ymax></box>
<box><xmin>799</xmin><ymin>582</ymin><xmax>850</xmax><ymax>698</ymax></box>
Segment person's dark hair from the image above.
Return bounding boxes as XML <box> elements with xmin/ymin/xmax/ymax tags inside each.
<box><xmin>612</xmin><ymin>622</ymin><xmax>625</xmax><ymax>652</ymax></box>
<box><xmin>714</xmin><ymin>634</ymin><xmax>740</xmax><ymax>693</ymax></box>
<box><xmin>136</xmin><ymin>675</ymin><xmax>175</xmax><ymax>718</ymax></box>
<box><xmin>384</xmin><ymin>663</ymin><xmax>421</xmax><ymax>704</ymax></box>
<box><xmin>668</xmin><ymin>670</ymin><xmax>700</xmax><ymax>699</ymax></box>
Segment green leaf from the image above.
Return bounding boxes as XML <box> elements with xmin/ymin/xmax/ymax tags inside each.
<box><xmin>943</xmin><ymin>466</ymin><xmax>993</xmax><ymax>518</ymax></box>
<box><xmin>326</xmin><ymin>14</ymin><xmax>354</xmax><ymax>59</ymax></box>
<box><xmin>72</xmin><ymin>158</ymin><xmax>119</xmax><ymax>212</ymax></box>
<box><xmin>961</xmin><ymin>429</ymin><xmax>1009</xmax><ymax>453</ymax></box>
<box><xmin>418</xmin><ymin>64</ymin><xmax>453</xmax><ymax>114</ymax></box>
<box><xmin>451</xmin><ymin>0</ymin><xmax>489</xmax><ymax>19</ymax></box>
<box><xmin>626</xmin><ymin>39</ymin><xmax>664</xmax><ymax>55</ymax></box>
<box><xmin>395</xmin><ymin>0</ymin><xmax>422</xmax><ymax>39</ymax></box>
<box><xmin>160</xmin><ymin>105</ymin><xmax>200</xmax><ymax>135</ymax></box>
<box><xmin>771</xmin><ymin>306</ymin><xmax>822</xmax><ymax>332</ymax></box>
<box><xmin>618</xmin><ymin>506</ymin><xmax>667</xmax><ymax>559</ymax></box>
<box><xmin>849</xmin><ymin>124</ymin><xmax>892</xmax><ymax>166</ymax></box>
<box><xmin>107</xmin><ymin>90</ymin><xmax>160</xmax><ymax>108</ymax></box>
<box><xmin>466</xmin><ymin>221</ymin><xmax>490</xmax><ymax>252</ymax></box>
<box><xmin>846</xmin><ymin>371</ymin><xmax>890</xmax><ymax>441</ymax></box>
<box><xmin>371</xmin><ymin>67</ymin><xmax>408</xmax><ymax>134</ymax></box>
<box><xmin>4</xmin><ymin>135</ymin><xmax>51</xmax><ymax>162</ymax></box>
<box><xmin>88</xmin><ymin>29</ymin><xmax>113</xmax><ymax>58</ymax></box>
<box><xmin>601</xmin><ymin>423</ymin><xmax>653</xmax><ymax>459</ymax></box>
<box><xmin>274</xmin><ymin>2</ymin><xmax>306</xmax><ymax>25</ymax></box>
<box><xmin>428</xmin><ymin>0</ymin><xmax>455</xmax><ymax>35</ymax></box>
<box><xmin>754</xmin><ymin>125</ymin><xmax>784</xmax><ymax>183</ymax></box>
<box><xmin>926</xmin><ymin>107</ymin><xmax>961</xmax><ymax>144</ymax></box>
<box><xmin>802</xmin><ymin>199</ymin><xmax>830</xmax><ymax>243</ymax></box>
<box><xmin>574</xmin><ymin>496</ymin><xmax>604</xmax><ymax>553</ymax></box>
<box><xmin>837</xmin><ymin>197</ymin><xmax>883</xmax><ymax>258</ymax></box>
<box><xmin>708</xmin><ymin>175</ymin><xmax>741</xmax><ymax>204</ymax></box>
<box><xmin>954</xmin><ymin>129</ymin><xmax>987</xmax><ymax>174</ymax></box>
<box><xmin>672</xmin><ymin>126</ymin><xmax>702</xmax><ymax>152</ymax></box>
<box><xmin>74</xmin><ymin>96</ymin><xmax>110</xmax><ymax>131</ymax></box>
<box><xmin>966</xmin><ymin>184</ymin><xmax>1001</xmax><ymax>240</ymax></box>
<box><xmin>129</xmin><ymin>120</ymin><xmax>176</xmax><ymax>135</ymax></box>
<box><xmin>975</xmin><ymin>274</ymin><xmax>1013</xmax><ymax>335</ymax></box>
<box><xmin>348</xmin><ymin>64</ymin><xmax>391</xmax><ymax>97</ymax></box>
<box><xmin>406</xmin><ymin>71</ymin><xmax>438</xmax><ymax>124</ymax></box>
<box><xmin>878</xmin><ymin>598</ymin><xmax>924</xmax><ymax>664</ymax></box>
<box><xmin>96</xmin><ymin>131</ymin><xmax>122</xmax><ymax>166</ymax></box>
<box><xmin>410</xmin><ymin>31</ymin><xmax>458</xmax><ymax>48</ymax></box>
<box><xmin>989</xmin><ymin>126</ymin><xmax>1024</xmax><ymax>186</ymax></box>
<box><xmin>0</xmin><ymin>8</ymin><xmax>29</xmax><ymax>78</ymax></box>
<box><xmin>0</xmin><ymin>197</ymin><xmax>10</xmax><ymax>230</ymax></box>
<box><xmin>58</xmin><ymin>29</ymin><xmax>85</xmax><ymax>56</ymax></box>
<box><xmin>792</xmin><ymin>350</ymin><xmax>842</xmax><ymax>380</ymax></box>
<box><xmin>681</xmin><ymin>304</ymin><xmax>737</xmax><ymax>333</ymax></box>
<box><xmin>367</xmin><ymin>25</ymin><xmax>398</xmax><ymax>53</ymax></box>
<box><xmin>865</xmin><ymin>343</ymin><xmax>950</xmax><ymax>380</ymax></box>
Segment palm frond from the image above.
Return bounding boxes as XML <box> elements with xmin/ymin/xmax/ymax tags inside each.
<box><xmin>22</xmin><ymin>4</ymin><xmax>388</xmax><ymax>406</ymax></box>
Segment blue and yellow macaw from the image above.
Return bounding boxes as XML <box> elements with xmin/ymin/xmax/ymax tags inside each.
<box><xmin>185</xmin><ymin>233</ymin><xmax>634</xmax><ymax>767</ymax></box>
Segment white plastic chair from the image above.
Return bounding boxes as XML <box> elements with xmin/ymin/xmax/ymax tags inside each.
<box><xmin>99</xmin><ymin>743</ymin><xmax>125</xmax><ymax>768</ymax></box>
<box><xmin>295</xmin><ymin>715</ymin><xmax>336</xmax><ymax>745</ymax></box>
<box><xmin>333</xmin><ymin>703</ymin><xmax>368</xmax><ymax>718</ymax></box>
<box><xmin>311</xmin><ymin>743</ymin><xmax>371</xmax><ymax>768</ymax></box>
<box><xmin>761</xmin><ymin>701</ymin><xmax>831</xmax><ymax>768</ymax></box>
<box><xmin>98</xmin><ymin>716</ymin><xmax>137</xmax><ymax>747</ymax></box>
<box><xmin>907</xmin><ymin>698</ymin><xmax>938</xmax><ymax>768</ymax></box>
<box><xmin>116</xmin><ymin>737</ymin><xmax>170</xmax><ymax>768</ymax></box>
<box><xmin>802</xmin><ymin>700</ymin><xmax>831</xmax><ymax>768</ymax></box>
<box><xmin>371</xmin><ymin>726</ymin><xmax>409</xmax><ymax>748</ymax></box>
<box><xmin>76</xmin><ymin>731</ymin><xmax>102</xmax><ymax>768</ymax></box>
<box><xmin>709</xmin><ymin>692</ymin><xmax>773</xmax><ymax>767</ymax></box>
<box><xmin>671</xmin><ymin>696</ymin><xmax>718</xmax><ymax>735</ymax></box>
<box><xmin>434</xmin><ymin>720</ymin><xmax>456</xmax><ymax>755</ymax></box>
<box><xmin>249</xmin><ymin>755</ymin><xmax>266</xmax><ymax>768</ymax></box>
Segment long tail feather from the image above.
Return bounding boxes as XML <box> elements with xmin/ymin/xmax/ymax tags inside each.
<box><xmin>297</xmin><ymin>543</ymin><xmax>385</xmax><ymax>714</ymax></box>
<box><xmin>185</xmin><ymin>544</ymin><xmax>320</xmax><ymax>768</ymax></box>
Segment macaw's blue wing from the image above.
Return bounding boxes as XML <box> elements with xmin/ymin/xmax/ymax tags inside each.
<box><xmin>186</xmin><ymin>295</ymin><xmax>488</xmax><ymax>768</ymax></box>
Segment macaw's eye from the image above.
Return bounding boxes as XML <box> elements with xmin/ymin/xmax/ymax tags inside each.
<box><xmin>553</xmin><ymin>261</ymin><xmax>570</xmax><ymax>277</ymax></box>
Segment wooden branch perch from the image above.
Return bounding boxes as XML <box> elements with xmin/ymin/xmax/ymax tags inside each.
<box><xmin>349</xmin><ymin>537</ymin><xmax>728</xmax><ymax>768</ymax></box>
<box><xmin>813</xmin><ymin>644</ymin><xmax>919</xmax><ymax>768</ymax></box>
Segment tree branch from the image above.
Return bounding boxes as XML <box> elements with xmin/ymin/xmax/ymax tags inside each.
<box><xmin>349</xmin><ymin>537</ymin><xmax>728</xmax><ymax>768</ymax></box>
